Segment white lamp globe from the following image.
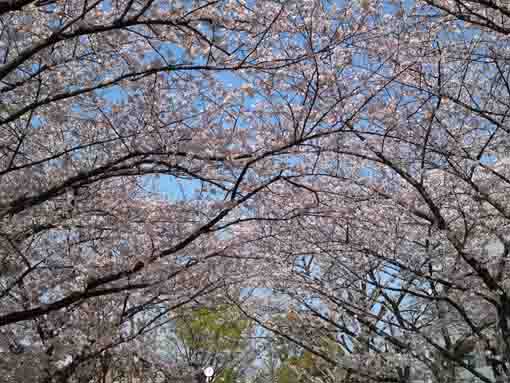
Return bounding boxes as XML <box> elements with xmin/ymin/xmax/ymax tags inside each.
<box><xmin>204</xmin><ymin>367</ymin><xmax>214</xmax><ymax>377</ymax></box>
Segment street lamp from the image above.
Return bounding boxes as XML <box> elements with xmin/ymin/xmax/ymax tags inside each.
<box><xmin>204</xmin><ymin>367</ymin><xmax>214</xmax><ymax>383</ymax></box>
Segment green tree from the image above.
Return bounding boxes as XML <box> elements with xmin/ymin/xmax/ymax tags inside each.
<box><xmin>176</xmin><ymin>304</ymin><xmax>251</xmax><ymax>353</ymax></box>
<box><xmin>258</xmin><ymin>313</ymin><xmax>346</xmax><ymax>383</ymax></box>
<box><xmin>175</xmin><ymin>304</ymin><xmax>254</xmax><ymax>383</ymax></box>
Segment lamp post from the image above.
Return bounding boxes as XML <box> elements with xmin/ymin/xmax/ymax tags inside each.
<box><xmin>203</xmin><ymin>367</ymin><xmax>214</xmax><ymax>383</ymax></box>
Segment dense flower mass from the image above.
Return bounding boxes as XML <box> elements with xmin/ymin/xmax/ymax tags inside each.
<box><xmin>0</xmin><ymin>0</ymin><xmax>510</xmax><ymax>382</ymax></box>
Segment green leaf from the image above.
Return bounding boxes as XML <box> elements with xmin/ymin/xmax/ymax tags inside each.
<box><xmin>175</xmin><ymin>305</ymin><xmax>251</xmax><ymax>353</ymax></box>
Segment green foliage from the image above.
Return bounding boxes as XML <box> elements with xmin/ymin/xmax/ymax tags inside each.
<box><xmin>213</xmin><ymin>367</ymin><xmax>236</xmax><ymax>383</ymax></box>
<box><xmin>270</xmin><ymin>330</ymin><xmax>345</xmax><ymax>383</ymax></box>
<box><xmin>275</xmin><ymin>363</ymin><xmax>299</xmax><ymax>383</ymax></box>
<box><xmin>274</xmin><ymin>353</ymin><xmax>324</xmax><ymax>383</ymax></box>
<box><xmin>319</xmin><ymin>336</ymin><xmax>345</xmax><ymax>359</ymax></box>
<box><xmin>0</xmin><ymin>104</ymin><xmax>15</xmax><ymax>114</ymax></box>
<box><xmin>175</xmin><ymin>304</ymin><xmax>251</xmax><ymax>353</ymax></box>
